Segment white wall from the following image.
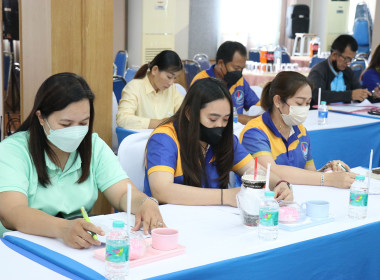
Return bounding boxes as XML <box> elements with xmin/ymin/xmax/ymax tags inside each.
<box><xmin>174</xmin><ymin>0</ymin><xmax>189</xmax><ymax>60</ymax></box>
<box><xmin>113</xmin><ymin>0</ymin><xmax>127</xmax><ymax>60</ymax></box>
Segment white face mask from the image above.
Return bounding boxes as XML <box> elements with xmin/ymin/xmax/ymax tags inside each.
<box><xmin>44</xmin><ymin>120</ymin><xmax>89</xmax><ymax>153</ymax></box>
<box><xmin>279</xmin><ymin>105</ymin><xmax>309</xmax><ymax>127</ymax></box>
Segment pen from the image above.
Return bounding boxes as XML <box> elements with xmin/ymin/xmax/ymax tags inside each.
<box><xmin>80</xmin><ymin>206</ymin><xmax>98</xmax><ymax>240</ymax></box>
<box><xmin>337</xmin><ymin>162</ymin><xmax>348</xmax><ymax>172</ymax></box>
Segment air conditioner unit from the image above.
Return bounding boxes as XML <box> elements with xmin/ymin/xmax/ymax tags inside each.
<box><xmin>128</xmin><ymin>0</ymin><xmax>176</xmax><ymax>67</ymax></box>
<box><xmin>324</xmin><ymin>0</ymin><xmax>350</xmax><ymax>52</ymax></box>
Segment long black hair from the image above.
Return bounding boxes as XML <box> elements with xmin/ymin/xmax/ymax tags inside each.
<box><xmin>17</xmin><ymin>73</ymin><xmax>95</xmax><ymax>187</ymax></box>
<box><xmin>134</xmin><ymin>50</ymin><xmax>183</xmax><ymax>79</ymax></box>
<box><xmin>163</xmin><ymin>78</ymin><xmax>234</xmax><ymax>188</ymax></box>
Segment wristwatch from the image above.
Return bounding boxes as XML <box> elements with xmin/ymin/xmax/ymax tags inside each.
<box><xmin>275</xmin><ymin>180</ymin><xmax>293</xmax><ymax>191</ymax></box>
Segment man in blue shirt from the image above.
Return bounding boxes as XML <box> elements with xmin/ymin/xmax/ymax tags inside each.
<box><xmin>192</xmin><ymin>41</ymin><xmax>260</xmax><ymax>124</ymax></box>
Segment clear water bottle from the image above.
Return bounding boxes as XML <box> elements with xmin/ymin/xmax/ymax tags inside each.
<box><xmin>233</xmin><ymin>107</ymin><xmax>238</xmax><ymax>123</ymax></box>
<box><xmin>318</xmin><ymin>101</ymin><xmax>328</xmax><ymax>125</ymax></box>
<box><xmin>274</xmin><ymin>45</ymin><xmax>282</xmax><ymax>72</ymax></box>
<box><xmin>348</xmin><ymin>175</ymin><xmax>368</xmax><ymax>219</ymax></box>
<box><xmin>105</xmin><ymin>220</ymin><xmax>129</xmax><ymax>280</ymax></box>
<box><xmin>258</xmin><ymin>191</ymin><xmax>279</xmax><ymax>240</ymax></box>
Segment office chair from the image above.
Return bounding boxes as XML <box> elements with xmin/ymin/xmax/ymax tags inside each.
<box><xmin>113</xmin><ymin>75</ymin><xmax>127</xmax><ymax>104</ymax></box>
<box><xmin>183</xmin><ymin>60</ymin><xmax>201</xmax><ymax>89</ymax></box>
<box><xmin>193</xmin><ymin>53</ymin><xmax>211</xmax><ymax>71</ymax></box>
<box><xmin>114</xmin><ymin>50</ymin><xmax>128</xmax><ymax>77</ymax></box>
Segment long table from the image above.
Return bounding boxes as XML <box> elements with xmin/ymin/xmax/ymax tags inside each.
<box><xmin>2</xmin><ymin>169</ymin><xmax>380</xmax><ymax>279</ymax></box>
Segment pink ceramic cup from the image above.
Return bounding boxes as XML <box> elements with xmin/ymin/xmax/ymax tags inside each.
<box><xmin>151</xmin><ymin>228</ymin><xmax>178</xmax><ymax>251</ymax></box>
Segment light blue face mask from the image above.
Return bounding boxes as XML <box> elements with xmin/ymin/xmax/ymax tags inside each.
<box><xmin>44</xmin><ymin>120</ymin><xmax>89</xmax><ymax>153</ymax></box>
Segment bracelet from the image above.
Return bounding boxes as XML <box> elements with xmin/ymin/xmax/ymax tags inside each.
<box><xmin>274</xmin><ymin>180</ymin><xmax>292</xmax><ymax>191</ymax></box>
<box><xmin>141</xmin><ymin>196</ymin><xmax>159</xmax><ymax>207</ymax></box>
<box><xmin>221</xmin><ymin>189</ymin><xmax>224</xmax><ymax>205</ymax></box>
<box><xmin>321</xmin><ymin>174</ymin><xmax>325</xmax><ymax>186</ymax></box>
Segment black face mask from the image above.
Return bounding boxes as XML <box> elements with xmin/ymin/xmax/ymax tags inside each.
<box><xmin>200</xmin><ymin>124</ymin><xmax>225</xmax><ymax>146</ymax></box>
<box><xmin>223</xmin><ymin>63</ymin><xmax>242</xmax><ymax>85</ymax></box>
<box><xmin>331</xmin><ymin>59</ymin><xmax>340</xmax><ymax>73</ymax></box>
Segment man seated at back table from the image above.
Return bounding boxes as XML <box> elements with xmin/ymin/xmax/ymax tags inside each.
<box><xmin>191</xmin><ymin>41</ymin><xmax>260</xmax><ymax>124</ymax></box>
<box><xmin>308</xmin><ymin>34</ymin><xmax>371</xmax><ymax>106</ymax></box>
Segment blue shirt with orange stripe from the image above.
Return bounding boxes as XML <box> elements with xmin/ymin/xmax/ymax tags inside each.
<box><xmin>191</xmin><ymin>65</ymin><xmax>260</xmax><ymax>114</ymax></box>
<box><xmin>239</xmin><ymin>111</ymin><xmax>314</xmax><ymax>168</ymax></box>
<box><xmin>144</xmin><ymin>122</ymin><xmax>252</xmax><ymax>196</ymax></box>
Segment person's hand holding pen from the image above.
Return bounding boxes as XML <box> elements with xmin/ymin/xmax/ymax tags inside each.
<box><xmin>59</xmin><ymin>207</ymin><xmax>105</xmax><ymax>249</ymax></box>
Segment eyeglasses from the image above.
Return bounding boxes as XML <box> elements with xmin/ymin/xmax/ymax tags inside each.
<box><xmin>338</xmin><ymin>54</ymin><xmax>354</xmax><ymax>63</ymax></box>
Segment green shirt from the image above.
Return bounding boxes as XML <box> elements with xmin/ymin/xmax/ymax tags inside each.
<box><xmin>0</xmin><ymin>131</ymin><xmax>128</xmax><ymax>237</ymax></box>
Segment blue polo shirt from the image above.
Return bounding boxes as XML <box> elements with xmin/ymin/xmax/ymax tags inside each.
<box><xmin>144</xmin><ymin>122</ymin><xmax>252</xmax><ymax>196</ymax></box>
<box><xmin>191</xmin><ymin>65</ymin><xmax>260</xmax><ymax>114</ymax></box>
<box><xmin>239</xmin><ymin>111</ymin><xmax>314</xmax><ymax>168</ymax></box>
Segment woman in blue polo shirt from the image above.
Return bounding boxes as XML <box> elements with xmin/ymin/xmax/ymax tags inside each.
<box><xmin>240</xmin><ymin>71</ymin><xmax>356</xmax><ymax>188</ymax></box>
<box><xmin>144</xmin><ymin>78</ymin><xmax>293</xmax><ymax>206</ymax></box>
<box><xmin>0</xmin><ymin>73</ymin><xmax>164</xmax><ymax>247</ymax></box>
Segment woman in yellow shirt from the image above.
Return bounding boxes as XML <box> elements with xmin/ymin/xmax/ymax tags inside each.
<box><xmin>116</xmin><ymin>50</ymin><xmax>184</xmax><ymax>129</ymax></box>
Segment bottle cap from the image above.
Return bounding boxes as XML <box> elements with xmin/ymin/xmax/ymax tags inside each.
<box><xmin>264</xmin><ymin>191</ymin><xmax>275</xmax><ymax>197</ymax></box>
<box><xmin>355</xmin><ymin>175</ymin><xmax>365</xmax><ymax>181</ymax></box>
<box><xmin>113</xmin><ymin>220</ymin><xmax>125</xmax><ymax>228</ymax></box>
<box><xmin>321</xmin><ymin>101</ymin><xmax>326</xmax><ymax>105</ymax></box>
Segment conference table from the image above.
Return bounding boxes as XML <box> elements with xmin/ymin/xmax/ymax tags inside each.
<box><xmin>1</xmin><ymin>168</ymin><xmax>380</xmax><ymax>279</ymax></box>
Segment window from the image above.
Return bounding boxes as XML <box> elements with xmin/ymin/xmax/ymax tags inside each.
<box><xmin>219</xmin><ymin>0</ymin><xmax>283</xmax><ymax>50</ymax></box>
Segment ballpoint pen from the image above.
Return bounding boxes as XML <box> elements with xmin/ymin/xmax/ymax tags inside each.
<box><xmin>80</xmin><ymin>206</ymin><xmax>98</xmax><ymax>240</ymax></box>
<box><xmin>337</xmin><ymin>162</ymin><xmax>349</xmax><ymax>172</ymax></box>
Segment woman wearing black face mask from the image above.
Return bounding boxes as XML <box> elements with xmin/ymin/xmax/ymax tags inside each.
<box><xmin>144</xmin><ymin>78</ymin><xmax>293</xmax><ymax>206</ymax></box>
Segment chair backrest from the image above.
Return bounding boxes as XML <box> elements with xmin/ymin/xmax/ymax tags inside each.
<box><xmin>116</xmin><ymin>126</ymin><xmax>137</xmax><ymax>147</ymax></box>
<box><xmin>249</xmin><ymin>49</ymin><xmax>260</xmax><ymax>62</ymax></box>
<box><xmin>113</xmin><ymin>75</ymin><xmax>127</xmax><ymax>104</ymax></box>
<box><xmin>281</xmin><ymin>51</ymin><xmax>291</xmax><ymax>64</ymax></box>
<box><xmin>175</xmin><ymin>83</ymin><xmax>186</xmax><ymax>97</ymax></box>
<box><xmin>353</xmin><ymin>19</ymin><xmax>370</xmax><ymax>54</ymax></box>
<box><xmin>183</xmin><ymin>60</ymin><xmax>201</xmax><ymax>89</ymax></box>
<box><xmin>114</xmin><ymin>50</ymin><xmax>128</xmax><ymax>77</ymax></box>
<box><xmin>309</xmin><ymin>56</ymin><xmax>325</xmax><ymax>68</ymax></box>
<box><xmin>118</xmin><ymin>131</ymin><xmax>152</xmax><ymax>191</ymax></box>
<box><xmin>350</xmin><ymin>59</ymin><xmax>367</xmax><ymax>80</ymax></box>
<box><xmin>124</xmin><ymin>68</ymin><xmax>138</xmax><ymax>84</ymax></box>
<box><xmin>193</xmin><ymin>53</ymin><xmax>211</xmax><ymax>71</ymax></box>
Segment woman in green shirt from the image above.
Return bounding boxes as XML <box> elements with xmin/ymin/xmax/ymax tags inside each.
<box><xmin>0</xmin><ymin>73</ymin><xmax>164</xmax><ymax>249</ymax></box>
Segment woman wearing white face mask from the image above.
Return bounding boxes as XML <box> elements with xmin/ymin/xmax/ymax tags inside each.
<box><xmin>0</xmin><ymin>73</ymin><xmax>165</xmax><ymax>248</ymax></box>
<box><xmin>240</xmin><ymin>71</ymin><xmax>356</xmax><ymax>188</ymax></box>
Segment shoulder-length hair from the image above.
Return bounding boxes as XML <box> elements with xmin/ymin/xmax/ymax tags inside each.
<box><xmin>164</xmin><ymin>78</ymin><xmax>234</xmax><ymax>189</ymax></box>
<box><xmin>17</xmin><ymin>72</ymin><xmax>95</xmax><ymax>187</ymax></box>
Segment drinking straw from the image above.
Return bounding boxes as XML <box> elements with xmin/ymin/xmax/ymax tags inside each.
<box><xmin>368</xmin><ymin>149</ymin><xmax>373</xmax><ymax>190</ymax></box>
<box><xmin>254</xmin><ymin>157</ymin><xmax>258</xmax><ymax>180</ymax></box>
<box><xmin>127</xmin><ymin>183</ymin><xmax>132</xmax><ymax>237</ymax></box>
<box><xmin>318</xmin><ymin>88</ymin><xmax>321</xmax><ymax>108</ymax></box>
<box><xmin>266</xmin><ymin>163</ymin><xmax>271</xmax><ymax>191</ymax></box>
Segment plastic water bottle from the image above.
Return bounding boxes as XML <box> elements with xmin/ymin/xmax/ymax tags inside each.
<box><xmin>274</xmin><ymin>45</ymin><xmax>282</xmax><ymax>72</ymax></box>
<box><xmin>233</xmin><ymin>107</ymin><xmax>238</xmax><ymax>123</ymax></box>
<box><xmin>318</xmin><ymin>101</ymin><xmax>328</xmax><ymax>125</ymax></box>
<box><xmin>105</xmin><ymin>220</ymin><xmax>129</xmax><ymax>279</ymax></box>
<box><xmin>258</xmin><ymin>191</ymin><xmax>279</xmax><ymax>240</ymax></box>
<box><xmin>348</xmin><ymin>175</ymin><xmax>368</xmax><ymax>219</ymax></box>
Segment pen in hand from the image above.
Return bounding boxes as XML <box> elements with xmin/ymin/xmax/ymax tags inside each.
<box><xmin>337</xmin><ymin>162</ymin><xmax>349</xmax><ymax>172</ymax></box>
<box><xmin>80</xmin><ymin>206</ymin><xmax>98</xmax><ymax>240</ymax></box>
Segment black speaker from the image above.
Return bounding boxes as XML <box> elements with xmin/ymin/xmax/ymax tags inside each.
<box><xmin>3</xmin><ymin>0</ymin><xmax>19</xmax><ymax>40</ymax></box>
<box><xmin>286</xmin><ymin>4</ymin><xmax>310</xmax><ymax>39</ymax></box>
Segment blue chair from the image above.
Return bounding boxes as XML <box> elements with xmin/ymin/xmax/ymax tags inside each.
<box><xmin>309</xmin><ymin>56</ymin><xmax>325</xmax><ymax>68</ymax></box>
<box><xmin>193</xmin><ymin>53</ymin><xmax>211</xmax><ymax>71</ymax></box>
<box><xmin>281</xmin><ymin>51</ymin><xmax>291</xmax><ymax>64</ymax></box>
<box><xmin>183</xmin><ymin>60</ymin><xmax>201</xmax><ymax>89</ymax></box>
<box><xmin>116</xmin><ymin>126</ymin><xmax>137</xmax><ymax>147</ymax></box>
<box><xmin>248</xmin><ymin>49</ymin><xmax>260</xmax><ymax>62</ymax></box>
<box><xmin>114</xmin><ymin>50</ymin><xmax>128</xmax><ymax>77</ymax></box>
<box><xmin>353</xmin><ymin>19</ymin><xmax>370</xmax><ymax>55</ymax></box>
<box><xmin>124</xmin><ymin>68</ymin><xmax>138</xmax><ymax>84</ymax></box>
<box><xmin>350</xmin><ymin>59</ymin><xmax>367</xmax><ymax>80</ymax></box>
<box><xmin>113</xmin><ymin>76</ymin><xmax>126</xmax><ymax>104</ymax></box>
